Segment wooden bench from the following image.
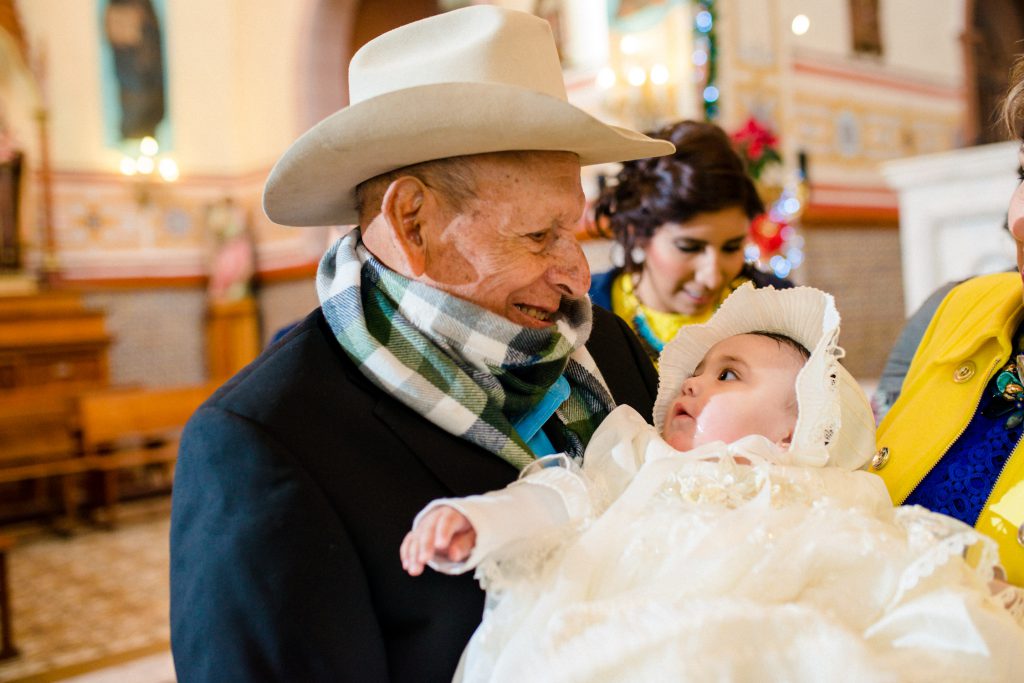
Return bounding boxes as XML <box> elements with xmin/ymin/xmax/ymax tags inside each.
<box><xmin>0</xmin><ymin>387</ymin><xmax>86</xmax><ymax>530</ymax></box>
<box><xmin>77</xmin><ymin>383</ymin><xmax>216</xmax><ymax>526</ymax></box>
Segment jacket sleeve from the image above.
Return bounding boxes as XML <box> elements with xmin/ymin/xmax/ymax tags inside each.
<box><xmin>170</xmin><ymin>406</ymin><xmax>390</xmax><ymax>683</ymax></box>
<box><xmin>874</xmin><ymin>281</ymin><xmax>959</xmax><ymax>419</ymax></box>
<box><xmin>893</xmin><ymin>283</ymin><xmax>960</xmax><ymax>401</ymax></box>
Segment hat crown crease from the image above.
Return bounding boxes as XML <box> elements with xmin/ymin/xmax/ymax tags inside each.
<box><xmin>349</xmin><ymin>9</ymin><xmax>567</xmax><ymax>104</ymax></box>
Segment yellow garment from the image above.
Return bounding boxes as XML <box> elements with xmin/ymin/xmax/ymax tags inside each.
<box><xmin>610</xmin><ymin>272</ymin><xmax>746</xmax><ymax>362</ymax></box>
<box><xmin>877</xmin><ymin>272</ymin><xmax>1024</xmax><ymax>585</ymax></box>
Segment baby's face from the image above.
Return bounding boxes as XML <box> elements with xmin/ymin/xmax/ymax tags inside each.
<box><xmin>662</xmin><ymin>333</ymin><xmax>804</xmax><ymax>452</ymax></box>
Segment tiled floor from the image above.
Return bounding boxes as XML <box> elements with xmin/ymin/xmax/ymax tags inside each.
<box><xmin>0</xmin><ymin>501</ymin><xmax>173</xmax><ymax>682</ymax></box>
<box><xmin>62</xmin><ymin>651</ymin><xmax>174</xmax><ymax>683</ymax></box>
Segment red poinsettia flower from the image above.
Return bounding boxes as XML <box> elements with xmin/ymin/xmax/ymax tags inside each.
<box><xmin>730</xmin><ymin>116</ymin><xmax>781</xmax><ymax>180</ymax></box>
<box><xmin>749</xmin><ymin>213</ymin><xmax>787</xmax><ymax>256</ymax></box>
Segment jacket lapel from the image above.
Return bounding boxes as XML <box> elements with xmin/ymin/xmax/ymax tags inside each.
<box><xmin>373</xmin><ymin>393</ymin><xmax>519</xmax><ymax>498</ymax></box>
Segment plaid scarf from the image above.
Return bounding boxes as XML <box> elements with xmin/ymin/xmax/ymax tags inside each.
<box><xmin>317</xmin><ymin>230</ymin><xmax>615</xmax><ymax>470</ymax></box>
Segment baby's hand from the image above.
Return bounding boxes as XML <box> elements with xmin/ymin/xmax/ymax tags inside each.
<box><xmin>400</xmin><ymin>505</ymin><xmax>477</xmax><ymax>576</ymax></box>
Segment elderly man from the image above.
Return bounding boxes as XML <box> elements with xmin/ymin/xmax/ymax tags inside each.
<box><xmin>170</xmin><ymin>7</ymin><xmax>673</xmax><ymax>682</ymax></box>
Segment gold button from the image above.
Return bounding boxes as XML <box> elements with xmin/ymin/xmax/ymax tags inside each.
<box><xmin>871</xmin><ymin>447</ymin><xmax>889</xmax><ymax>470</ymax></box>
<box><xmin>1017</xmin><ymin>522</ymin><xmax>1024</xmax><ymax>548</ymax></box>
<box><xmin>953</xmin><ymin>362</ymin><xmax>976</xmax><ymax>383</ymax></box>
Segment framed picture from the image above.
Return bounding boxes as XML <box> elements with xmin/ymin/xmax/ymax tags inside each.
<box><xmin>98</xmin><ymin>0</ymin><xmax>170</xmax><ymax>148</ymax></box>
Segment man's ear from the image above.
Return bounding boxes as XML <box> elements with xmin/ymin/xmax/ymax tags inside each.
<box><xmin>380</xmin><ymin>176</ymin><xmax>429</xmax><ymax>276</ymax></box>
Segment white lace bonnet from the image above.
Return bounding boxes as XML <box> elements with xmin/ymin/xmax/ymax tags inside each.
<box><xmin>652</xmin><ymin>283</ymin><xmax>876</xmax><ymax>470</ymax></box>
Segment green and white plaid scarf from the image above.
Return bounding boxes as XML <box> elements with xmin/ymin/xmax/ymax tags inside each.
<box><xmin>317</xmin><ymin>230</ymin><xmax>615</xmax><ymax>470</ymax></box>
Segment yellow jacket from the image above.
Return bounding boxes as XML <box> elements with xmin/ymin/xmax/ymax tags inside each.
<box><xmin>877</xmin><ymin>272</ymin><xmax>1024</xmax><ymax>585</ymax></box>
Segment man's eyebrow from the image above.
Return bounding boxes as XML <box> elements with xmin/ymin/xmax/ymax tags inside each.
<box><xmin>550</xmin><ymin>213</ymin><xmax>578</xmax><ymax>232</ymax></box>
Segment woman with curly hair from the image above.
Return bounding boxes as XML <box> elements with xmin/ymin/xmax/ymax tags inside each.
<box><xmin>590</xmin><ymin>120</ymin><xmax>791</xmax><ymax>361</ymax></box>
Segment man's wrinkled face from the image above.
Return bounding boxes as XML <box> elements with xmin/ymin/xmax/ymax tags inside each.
<box><xmin>423</xmin><ymin>152</ymin><xmax>590</xmax><ymax>328</ymax></box>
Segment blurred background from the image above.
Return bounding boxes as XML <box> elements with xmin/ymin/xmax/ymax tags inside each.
<box><xmin>0</xmin><ymin>1</ymin><xmax>1021</xmax><ymax>680</ymax></box>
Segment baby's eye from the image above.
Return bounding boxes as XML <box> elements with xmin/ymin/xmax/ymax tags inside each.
<box><xmin>717</xmin><ymin>369</ymin><xmax>739</xmax><ymax>381</ymax></box>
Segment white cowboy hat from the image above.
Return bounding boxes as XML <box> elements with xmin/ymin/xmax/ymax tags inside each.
<box><xmin>653</xmin><ymin>284</ymin><xmax>877</xmax><ymax>470</ymax></box>
<box><xmin>263</xmin><ymin>6</ymin><xmax>675</xmax><ymax>227</ymax></box>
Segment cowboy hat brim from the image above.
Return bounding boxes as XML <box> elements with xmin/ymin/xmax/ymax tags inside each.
<box><xmin>263</xmin><ymin>81</ymin><xmax>675</xmax><ymax>227</ymax></box>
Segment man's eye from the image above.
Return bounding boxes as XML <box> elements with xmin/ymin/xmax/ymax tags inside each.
<box><xmin>722</xmin><ymin>242</ymin><xmax>744</xmax><ymax>253</ymax></box>
<box><xmin>527</xmin><ymin>231</ymin><xmax>548</xmax><ymax>243</ymax></box>
<box><xmin>717</xmin><ymin>369</ymin><xmax>738</xmax><ymax>381</ymax></box>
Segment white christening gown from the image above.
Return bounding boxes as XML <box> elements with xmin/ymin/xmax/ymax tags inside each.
<box><xmin>427</xmin><ymin>406</ymin><xmax>1024</xmax><ymax>683</ymax></box>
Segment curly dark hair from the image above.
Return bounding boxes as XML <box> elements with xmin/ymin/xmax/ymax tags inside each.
<box><xmin>593</xmin><ymin>120</ymin><xmax>764</xmax><ymax>275</ymax></box>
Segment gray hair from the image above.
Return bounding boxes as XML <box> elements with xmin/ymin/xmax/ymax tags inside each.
<box><xmin>354</xmin><ymin>156</ymin><xmax>480</xmax><ymax>225</ymax></box>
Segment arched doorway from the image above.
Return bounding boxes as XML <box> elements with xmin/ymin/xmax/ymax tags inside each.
<box><xmin>964</xmin><ymin>0</ymin><xmax>1024</xmax><ymax>144</ymax></box>
<box><xmin>299</xmin><ymin>0</ymin><xmax>439</xmax><ymax>132</ymax></box>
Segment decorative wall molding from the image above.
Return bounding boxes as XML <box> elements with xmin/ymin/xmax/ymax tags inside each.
<box><xmin>792</xmin><ymin>53</ymin><xmax>963</xmax><ymax>101</ymax></box>
<box><xmin>36</xmin><ymin>167</ymin><xmax>324</xmax><ymax>283</ymax></box>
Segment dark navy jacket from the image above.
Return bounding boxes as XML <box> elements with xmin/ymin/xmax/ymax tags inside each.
<box><xmin>170</xmin><ymin>305</ymin><xmax>657</xmax><ymax>683</ymax></box>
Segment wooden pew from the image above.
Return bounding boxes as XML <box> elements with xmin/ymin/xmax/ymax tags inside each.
<box><xmin>0</xmin><ymin>387</ymin><xmax>87</xmax><ymax>530</ymax></box>
<box><xmin>77</xmin><ymin>383</ymin><xmax>216</xmax><ymax>526</ymax></box>
<box><xmin>0</xmin><ymin>534</ymin><xmax>17</xmax><ymax>660</ymax></box>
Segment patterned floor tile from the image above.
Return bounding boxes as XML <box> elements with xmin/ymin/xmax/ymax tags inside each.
<box><xmin>0</xmin><ymin>502</ymin><xmax>172</xmax><ymax>682</ymax></box>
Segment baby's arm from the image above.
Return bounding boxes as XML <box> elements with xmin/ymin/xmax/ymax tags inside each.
<box><xmin>401</xmin><ymin>458</ymin><xmax>590</xmax><ymax>576</ymax></box>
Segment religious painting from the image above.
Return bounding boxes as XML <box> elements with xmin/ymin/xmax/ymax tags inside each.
<box><xmin>98</xmin><ymin>0</ymin><xmax>170</xmax><ymax>147</ymax></box>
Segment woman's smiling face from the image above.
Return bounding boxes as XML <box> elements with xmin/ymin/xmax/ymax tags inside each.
<box><xmin>634</xmin><ymin>207</ymin><xmax>750</xmax><ymax>316</ymax></box>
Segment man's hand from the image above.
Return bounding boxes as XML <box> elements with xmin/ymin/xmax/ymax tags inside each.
<box><xmin>401</xmin><ymin>505</ymin><xmax>477</xmax><ymax>576</ymax></box>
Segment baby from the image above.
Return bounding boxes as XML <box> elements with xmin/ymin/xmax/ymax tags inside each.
<box><xmin>401</xmin><ymin>329</ymin><xmax>810</xmax><ymax>575</ymax></box>
<box><xmin>402</xmin><ymin>284</ymin><xmax>1024</xmax><ymax>683</ymax></box>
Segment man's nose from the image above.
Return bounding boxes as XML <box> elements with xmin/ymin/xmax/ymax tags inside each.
<box><xmin>548</xmin><ymin>235</ymin><xmax>590</xmax><ymax>298</ymax></box>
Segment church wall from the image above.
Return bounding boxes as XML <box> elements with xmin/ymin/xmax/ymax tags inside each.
<box><xmin>7</xmin><ymin>0</ymin><xmax>987</xmax><ymax>383</ymax></box>
<box><xmin>712</xmin><ymin>0</ymin><xmax>967</xmax><ymax>378</ymax></box>
<box><xmin>14</xmin><ymin>0</ymin><xmax>323</xmax><ymax>387</ymax></box>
